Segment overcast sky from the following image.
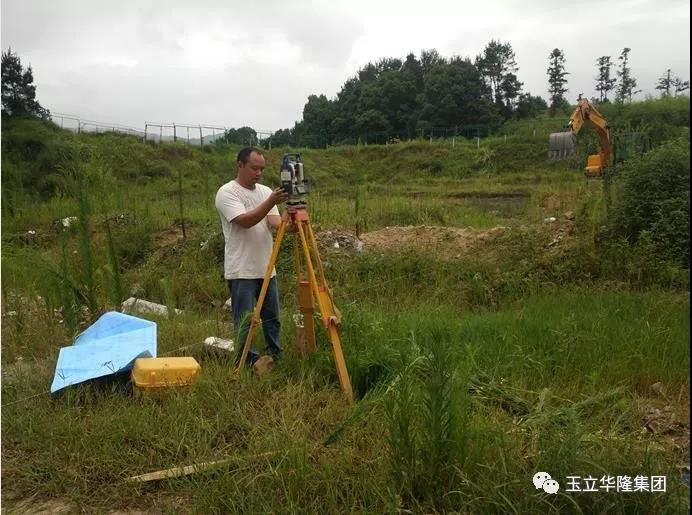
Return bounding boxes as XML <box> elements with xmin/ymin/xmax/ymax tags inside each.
<box><xmin>1</xmin><ymin>0</ymin><xmax>690</xmax><ymax>133</ymax></box>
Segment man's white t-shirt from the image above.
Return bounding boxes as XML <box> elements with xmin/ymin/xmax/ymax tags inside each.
<box><xmin>215</xmin><ymin>180</ymin><xmax>279</xmax><ymax>280</ymax></box>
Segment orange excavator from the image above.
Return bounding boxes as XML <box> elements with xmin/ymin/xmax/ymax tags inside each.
<box><xmin>548</xmin><ymin>96</ymin><xmax>612</xmax><ymax>178</ymax></box>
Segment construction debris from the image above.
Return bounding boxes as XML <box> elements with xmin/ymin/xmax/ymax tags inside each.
<box><xmin>121</xmin><ymin>297</ymin><xmax>182</xmax><ymax>317</ymax></box>
<box><xmin>126</xmin><ymin>459</ymin><xmax>232</xmax><ymax>482</ymax></box>
<box><xmin>204</xmin><ymin>336</ymin><xmax>234</xmax><ymax>353</ymax></box>
<box><xmin>125</xmin><ymin>451</ymin><xmax>281</xmax><ymax>482</ymax></box>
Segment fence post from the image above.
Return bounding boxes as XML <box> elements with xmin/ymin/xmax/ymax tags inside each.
<box><xmin>173</xmin><ymin>124</ymin><xmax>177</xmax><ymax>142</ymax></box>
<box><xmin>477</xmin><ymin>136</ymin><xmax>480</xmax><ymax>149</ymax></box>
<box><xmin>199</xmin><ymin>126</ymin><xmax>203</xmax><ymax>146</ymax></box>
<box><xmin>144</xmin><ymin>123</ymin><xmax>148</xmax><ymax>143</ymax></box>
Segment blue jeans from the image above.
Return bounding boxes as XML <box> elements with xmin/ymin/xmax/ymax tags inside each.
<box><xmin>228</xmin><ymin>277</ymin><xmax>282</xmax><ymax>366</ymax></box>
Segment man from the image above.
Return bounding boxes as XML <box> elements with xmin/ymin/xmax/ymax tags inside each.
<box><xmin>215</xmin><ymin>147</ymin><xmax>288</xmax><ymax>367</ymax></box>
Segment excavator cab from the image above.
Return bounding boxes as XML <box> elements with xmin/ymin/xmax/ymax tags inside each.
<box><xmin>584</xmin><ymin>154</ymin><xmax>605</xmax><ymax>178</ymax></box>
<box><xmin>548</xmin><ymin>97</ymin><xmax>612</xmax><ymax>178</ymax></box>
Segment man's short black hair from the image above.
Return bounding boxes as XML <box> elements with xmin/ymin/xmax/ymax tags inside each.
<box><xmin>237</xmin><ymin>146</ymin><xmax>263</xmax><ymax>164</ymax></box>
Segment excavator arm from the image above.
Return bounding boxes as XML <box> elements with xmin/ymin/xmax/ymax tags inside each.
<box><xmin>549</xmin><ymin>97</ymin><xmax>612</xmax><ymax>178</ymax></box>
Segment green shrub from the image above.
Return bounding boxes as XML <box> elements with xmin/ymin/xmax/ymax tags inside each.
<box><xmin>610</xmin><ymin>138</ymin><xmax>690</xmax><ymax>268</ymax></box>
<box><xmin>600</xmin><ymin>96</ymin><xmax>690</xmax><ymax>146</ymax></box>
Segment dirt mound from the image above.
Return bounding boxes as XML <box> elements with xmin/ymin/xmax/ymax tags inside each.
<box><xmin>359</xmin><ymin>225</ymin><xmax>506</xmax><ymax>258</ymax></box>
<box><xmin>315</xmin><ymin>229</ymin><xmax>363</xmax><ymax>252</ymax></box>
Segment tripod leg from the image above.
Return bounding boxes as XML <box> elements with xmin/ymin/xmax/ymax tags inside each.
<box><xmin>326</xmin><ymin>324</ymin><xmax>353</xmax><ymax>403</ymax></box>
<box><xmin>235</xmin><ymin>219</ymin><xmax>287</xmax><ymax>373</ymax></box>
<box><xmin>296</xmin><ymin>220</ymin><xmax>353</xmax><ymax>403</ymax></box>
<box><xmin>306</xmin><ymin>222</ymin><xmax>342</xmax><ymax>324</ymax></box>
<box><xmin>294</xmin><ymin>240</ymin><xmax>306</xmax><ymax>356</ymax></box>
<box><xmin>298</xmin><ymin>280</ymin><xmax>316</xmax><ymax>354</ymax></box>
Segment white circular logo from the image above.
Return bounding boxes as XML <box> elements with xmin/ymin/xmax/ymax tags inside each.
<box><xmin>533</xmin><ymin>471</ymin><xmax>551</xmax><ymax>489</ymax></box>
<box><xmin>533</xmin><ymin>472</ymin><xmax>560</xmax><ymax>494</ymax></box>
<box><xmin>542</xmin><ymin>479</ymin><xmax>560</xmax><ymax>494</ymax></box>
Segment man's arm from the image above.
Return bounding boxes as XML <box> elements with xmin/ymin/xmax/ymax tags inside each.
<box><xmin>267</xmin><ymin>214</ymin><xmax>281</xmax><ymax>229</ymax></box>
<box><xmin>232</xmin><ymin>187</ymin><xmax>288</xmax><ymax>228</ymax></box>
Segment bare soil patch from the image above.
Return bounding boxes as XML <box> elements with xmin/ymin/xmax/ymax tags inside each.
<box><xmin>359</xmin><ymin>225</ymin><xmax>507</xmax><ymax>259</ymax></box>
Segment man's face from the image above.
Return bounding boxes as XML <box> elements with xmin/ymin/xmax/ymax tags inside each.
<box><xmin>237</xmin><ymin>151</ymin><xmax>266</xmax><ymax>186</ymax></box>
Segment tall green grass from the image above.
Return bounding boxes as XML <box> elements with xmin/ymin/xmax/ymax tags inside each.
<box><xmin>2</xmin><ymin>289</ymin><xmax>688</xmax><ymax>513</ymax></box>
<box><xmin>1</xmin><ymin>103</ymin><xmax>689</xmax><ymax>513</ymax></box>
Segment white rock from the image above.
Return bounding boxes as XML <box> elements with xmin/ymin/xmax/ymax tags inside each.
<box><xmin>121</xmin><ymin>297</ymin><xmax>181</xmax><ymax>316</ymax></box>
<box><xmin>204</xmin><ymin>336</ymin><xmax>235</xmax><ymax>352</ymax></box>
<box><xmin>61</xmin><ymin>216</ymin><xmax>78</xmax><ymax>228</ymax></box>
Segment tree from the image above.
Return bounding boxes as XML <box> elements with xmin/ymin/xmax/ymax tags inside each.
<box><xmin>266</xmin><ymin>128</ymin><xmax>292</xmax><ymax>147</ymax></box>
<box><xmin>402</xmin><ymin>52</ymin><xmax>424</xmax><ymax>91</ymax></box>
<box><xmin>475</xmin><ymin>40</ymin><xmax>523</xmax><ymax>116</ymax></box>
<box><xmin>222</xmin><ymin>126</ymin><xmax>257</xmax><ymax>145</ymax></box>
<box><xmin>420</xmin><ymin>49</ymin><xmax>445</xmax><ymax>76</ymax></box>
<box><xmin>418</xmin><ymin>58</ymin><xmax>484</xmax><ymax>128</ymax></box>
<box><xmin>301</xmin><ymin>94</ymin><xmax>336</xmax><ymax>147</ymax></box>
<box><xmin>656</xmin><ymin>69</ymin><xmax>674</xmax><ymax>97</ymax></box>
<box><xmin>547</xmin><ymin>48</ymin><xmax>569</xmax><ymax>116</ymax></box>
<box><xmin>1</xmin><ymin>48</ymin><xmax>50</xmax><ymax>120</ymax></box>
<box><xmin>331</xmin><ymin>76</ymin><xmax>362</xmax><ymax>141</ymax></box>
<box><xmin>515</xmin><ymin>93</ymin><xmax>548</xmax><ymax>119</ymax></box>
<box><xmin>615</xmin><ymin>48</ymin><xmax>640</xmax><ymax>103</ymax></box>
<box><xmin>594</xmin><ymin>56</ymin><xmax>616</xmax><ymax>102</ymax></box>
<box><xmin>370</xmin><ymin>70</ymin><xmax>419</xmax><ymax>135</ymax></box>
<box><xmin>674</xmin><ymin>76</ymin><xmax>690</xmax><ymax>96</ymax></box>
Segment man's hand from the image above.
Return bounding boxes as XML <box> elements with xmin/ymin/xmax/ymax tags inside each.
<box><xmin>233</xmin><ymin>188</ymin><xmax>289</xmax><ymax>229</ymax></box>
<box><xmin>270</xmin><ymin>187</ymin><xmax>289</xmax><ymax>206</ymax></box>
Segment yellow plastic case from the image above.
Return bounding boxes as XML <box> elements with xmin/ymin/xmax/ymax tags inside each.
<box><xmin>131</xmin><ymin>357</ymin><xmax>201</xmax><ymax>389</ymax></box>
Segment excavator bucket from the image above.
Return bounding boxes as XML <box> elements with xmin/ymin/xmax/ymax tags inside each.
<box><xmin>548</xmin><ymin>132</ymin><xmax>577</xmax><ymax>160</ymax></box>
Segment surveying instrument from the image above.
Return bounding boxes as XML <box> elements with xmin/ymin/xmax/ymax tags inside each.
<box><xmin>234</xmin><ymin>153</ymin><xmax>353</xmax><ymax>403</ymax></box>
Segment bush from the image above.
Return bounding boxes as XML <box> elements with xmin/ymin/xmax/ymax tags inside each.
<box><xmin>600</xmin><ymin>96</ymin><xmax>690</xmax><ymax>146</ymax></box>
<box><xmin>610</xmin><ymin>138</ymin><xmax>690</xmax><ymax>268</ymax></box>
<box><xmin>0</xmin><ymin>118</ymin><xmax>77</xmax><ymax>197</ymax></box>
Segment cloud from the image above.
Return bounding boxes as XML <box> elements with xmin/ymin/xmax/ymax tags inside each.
<box><xmin>1</xmin><ymin>0</ymin><xmax>689</xmax><ymax>130</ymax></box>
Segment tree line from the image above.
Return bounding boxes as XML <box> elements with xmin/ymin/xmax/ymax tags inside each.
<box><xmin>2</xmin><ymin>45</ymin><xmax>689</xmax><ymax>149</ymax></box>
<box><xmin>262</xmin><ymin>44</ymin><xmax>690</xmax><ymax>147</ymax></box>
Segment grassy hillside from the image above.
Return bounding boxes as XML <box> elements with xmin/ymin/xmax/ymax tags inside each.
<box><xmin>1</xmin><ymin>97</ymin><xmax>689</xmax><ymax>513</ymax></box>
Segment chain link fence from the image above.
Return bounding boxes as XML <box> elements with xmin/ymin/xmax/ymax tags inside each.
<box><xmin>51</xmin><ymin>113</ymin><xmax>630</xmax><ymax>153</ymax></box>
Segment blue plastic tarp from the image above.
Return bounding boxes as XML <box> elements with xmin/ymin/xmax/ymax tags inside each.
<box><xmin>50</xmin><ymin>311</ymin><xmax>157</xmax><ymax>393</ymax></box>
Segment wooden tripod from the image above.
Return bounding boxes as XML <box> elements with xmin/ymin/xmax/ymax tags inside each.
<box><xmin>234</xmin><ymin>205</ymin><xmax>353</xmax><ymax>403</ymax></box>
